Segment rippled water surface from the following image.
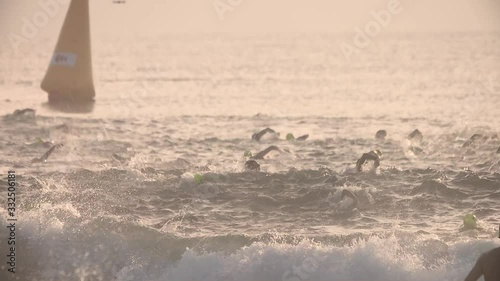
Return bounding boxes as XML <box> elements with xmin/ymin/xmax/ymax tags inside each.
<box><xmin>0</xmin><ymin>33</ymin><xmax>499</xmax><ymax>281</ymax></box>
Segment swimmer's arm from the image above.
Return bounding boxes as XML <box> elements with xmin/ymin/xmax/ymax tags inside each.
<box><xmin>37</xmin><ymin>143</ymin><xmax>64</xmax><ymax>163</ymax></box>
<box><xmin>355</xmin><ymin>154</ymin><xmax>368</xmax><ymax>172</ymax></box>
<box><xmin>408</xmin><ymin>129</ymin><xmax>421</xmax><ymax>139</ymax></box>
<box><xmin>464</xmin><ymin>255</ymin><xmax>484</xmax><ymax>281</ymax></box>
<box><xmin>463</xmin><ymin>134</ymin><xmax>482</xmax><ymax>148</ymax></box>
<box><xmin>252</xmin><ymin>128</ymin><xmax>276</xmax><ymax>141</ymax></box>
<box><xmin>463</xmin><ymin>139</ymin><xmax>474</xmax><ymax>148</ymax></box>
<box><xmin>296</xmin><ymin>134</ymin><xmax>309</xmax><ymax>141</ymax></box>
<box><xmin>252</xmin><ymin>145</ymin><xmax>280</xmax><ymax>159</ymax></box>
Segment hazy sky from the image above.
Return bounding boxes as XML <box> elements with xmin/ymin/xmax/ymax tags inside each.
<box><xmin>1</xmin><ymin>0</ymin><xmax>499</xmax><ymax>38</ymax></box>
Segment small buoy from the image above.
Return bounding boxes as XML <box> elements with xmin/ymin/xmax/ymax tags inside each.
<box><xmin>375</xmin><ymin>130</ymin><xmax>387</xmax><ymax>140</ymax></box>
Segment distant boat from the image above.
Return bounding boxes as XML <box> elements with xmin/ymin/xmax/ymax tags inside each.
<box><xmin>41</xmin><ymin>0</ymin><xmax>95</xmax><ymax>103</ymax></box>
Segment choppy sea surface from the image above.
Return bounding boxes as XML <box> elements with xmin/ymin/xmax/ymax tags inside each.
<box><xmin>0</xmin><ymin>33</ymin><xmax>499</xmax><ymax>281</ymax></box>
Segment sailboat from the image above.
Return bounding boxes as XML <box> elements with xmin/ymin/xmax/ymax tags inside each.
<box><xmin>41</xmin><ymin>0</ymin><xmax>95</xmax><ymax>103</ymax></box>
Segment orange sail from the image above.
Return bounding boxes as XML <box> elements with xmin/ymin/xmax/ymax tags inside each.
<box><xmin>41</xmin><ymin>0</ymin><xmax>95</xmax><ymax>102</ymax></box>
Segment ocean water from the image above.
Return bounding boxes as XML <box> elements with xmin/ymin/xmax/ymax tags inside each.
<box><xmin>0</xmin><ymin>32</ymin><xmax>499</xmax><ymax>281</ymax></box>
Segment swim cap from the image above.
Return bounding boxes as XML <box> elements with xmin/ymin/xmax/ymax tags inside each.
<box><xmin>375</xmin><ymin>130</ymin><xmax>387</xmax><ymax>139</ymax></box>
<box><xmin>193</xmin><ymin>174</ymin><xmax>203</xmax><ymax>184</ymax></box>
<box><xmin>245</xmin><ymin>160</ymin><xmax>260</xmax><ymax>171</ymax></box>
<box><xmin>463</xmin><ymin>214</ymin><xmax>477</xmax><ymax>229</ymax></box>
<box><xmin>286</xmin><ymin>133</ymin><xmax>295</xmax><ymax>141</ymax></box>
<box><xmin>244</xmin><ymin>151</ymin><xmax>252</xmax><ymax>158</ymax></box>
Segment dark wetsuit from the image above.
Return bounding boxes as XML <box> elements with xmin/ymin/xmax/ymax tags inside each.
<box><xmin>31</xmin><ymin>143</ymin><xmax>64</xmax><ymax>163</ymax></box>
<box><xmin>251</xmin><ymin>145</ymin><xmax>281</xmax><ymax>160</ymax></box>
<box><xmin>355</xmin><ymin>151</ymin><xmax>381</xmax><ymax>172</ymax></box>
<box><xmin>464</xmin><ymin>247</ymin><xmax>500</xmax><ymax>281</ymax></box>
<box><xmin>252</xmin><ymin>128</ymin><xmax>277</xmax><ymax>141</ymax></box>
<box><xmin>296</xmin><ymin>134</ymin><xmax>309</xmax><ymax>141</ymax></box>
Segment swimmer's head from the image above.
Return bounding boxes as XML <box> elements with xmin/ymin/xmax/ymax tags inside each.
<box><xmin>463</xmin><ymin>214</ymin><xmax>477</xmax><ymax>229</ymax></box>
<box><xmin>251</xmin><ymin>133</ymin><xmax>258</xmax><ymax>141</ymax></box>
<box><xmin>286</xmin><ymin>133</ymin><xmax>295</xmax><ymax>141</ymax></box>
<box><xmin>244</xmin><ymin>151</ymin><xmax>253</xmax><ymax>158</ymax></box>
<box><xmin>245</xmin><ymin>160</ymin><xmax>260</xmax><ymax>171</ymax></box>
<box><xmin>374</xmin><ymin>150</ymin><xmax>382</xmax><ymax>157</ymax></box>
<box><xmin>375</xmin><ymin>130</ymin><xmax>387</xmax><ymax>140</ymax></box>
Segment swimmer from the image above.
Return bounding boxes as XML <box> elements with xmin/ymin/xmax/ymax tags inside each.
<box><xmin>251</xmin><ymin>145</ymin><xmax>282</xmax><ymax>160</ymax></box>
<box><xmin>408</xmin><ymin>129</ymin><xmax>423</xmax><ymax>143</ymax></box>
<box><xmin>4</xmin><ymin>108</ymin><xmax>36</xmax><ymax>122</ymax></box>
<box><xmin>464</xmin><ymin>247</ymin><xmax>500</xmax><ymax>281</ymax></box>
<box><xmin>355</xmin><ymin>150</ymin><xmax>382</xmax><ymax>172</ymax></box>
<box><xmin>375</xmin><ymin>130</ymin><xmax>387</xmax><ymax>140</ymax></box>
<box><xmin>252</xmin><ymin>128</ymin><xmax>279</xmax><ymax>141</ymax></box>
<box><xmin>14</xmin><ymin>108</ymin><xmax>35</xmax><ymax>115</ymax></box>
<box><xmin>407</xmin><ymin>129</ymin><xmax>424</xmax><ymax>154</ymax></box>
<box><xmin>286</xmin><ymin>133</ymin><xmax>309</xmax><ymax>141</ymax></box>
<box><xmin>245</xmin><ymin>160</ymin><xmax>261</xmax><ymax>171</ymax></box>
<box><xmin>31</xmin><ymin>143</ymin><xmax>64</xmax><ymax>163</ymax></box>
